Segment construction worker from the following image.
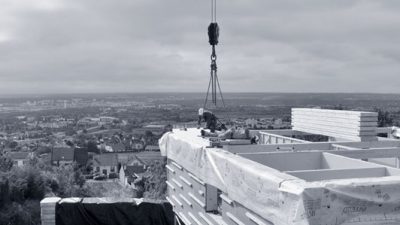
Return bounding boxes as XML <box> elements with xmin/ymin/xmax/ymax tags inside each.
<box><xmin>198</xmin><ymin>108</ymin><xmax>218</xmax><ymax>132</ymax></box>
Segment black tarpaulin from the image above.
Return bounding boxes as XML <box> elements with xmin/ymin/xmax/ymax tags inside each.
<box><xmin>56</xmin><ymin>199</ymin><xmax>174</xmax><ymax>225</ymax></box>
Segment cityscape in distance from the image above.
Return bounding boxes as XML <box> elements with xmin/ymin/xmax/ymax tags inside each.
<box><xmin>1</xmin><ymin>92</ymin><xmax>400</xmax><ymax>224</ymax></box>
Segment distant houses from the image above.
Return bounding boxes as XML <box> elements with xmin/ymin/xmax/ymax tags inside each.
<box><xmin>92</xmin><ymin>154</ymin><xmax>118</xmax><ymax>176</ymax></box>
<box><xmin>51</xmin><ymin>147</ymin><xmax>88</xmax><ymax>167</ymax></box>
<box><xmin>51</xmin><ymin>147</ymin><xmax>74</xmax><ymax>166</ymax></box>
<box><xmin>47</xmin><ymin>140</ymin><xmax>163</xmax><ymax>182</ymax></box>
<box><xmin>8</xmin><ymin>152</ymin><xmax>33</xmax><ymax>167</ymax></box>
<box><xmin>119</xmin><ymin>165</ymin><xmax>146</xmax><ymax>186</ymax></box>
<box><xmin>119</xmin><ymin>155</ymin><xmax>147</xmax><ymax>186</ymax></box>
<box><xmin>77</xmin><ymin>116</ymin><xmax>119</xmax><ymax>128</ymax></box>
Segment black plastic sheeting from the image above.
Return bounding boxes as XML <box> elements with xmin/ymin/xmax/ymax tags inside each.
<box><xmin>56</xmin><ymin>200</ymin><xmax>174</xmax><ymax>225</ymax></box>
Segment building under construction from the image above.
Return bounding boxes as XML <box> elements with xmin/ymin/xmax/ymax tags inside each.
<box><xmin>159</xmin><ymin>108</ymin><xmax>400</xmax><ymax>225</ymax></box>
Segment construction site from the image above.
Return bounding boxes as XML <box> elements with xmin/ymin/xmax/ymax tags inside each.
<box><xmin>157</xmin><ymin>108</ymin><xmax>400</xmax><ymax>225</ymax></box>
<box><xmin>36</xmin><ymin>0</ymin><xmax>400</xmax><ymax>224</ymax></box>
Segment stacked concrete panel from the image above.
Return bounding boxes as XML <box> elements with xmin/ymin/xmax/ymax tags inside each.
<box><xmin>292</xmin><ymin>108</ymin><xmax>378</xmax><ymax>141</ymax></box>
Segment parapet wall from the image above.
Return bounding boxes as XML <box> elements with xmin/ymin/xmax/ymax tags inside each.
<box><xmin>40</xmin><ymin>197</ymin><xmax>173</xmax><ymax>225</ymax></box>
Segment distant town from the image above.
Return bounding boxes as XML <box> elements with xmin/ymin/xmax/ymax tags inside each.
<box><xmin>0</xmin><ymin>93</ymin><xmax>296</xmax><ymax>187</ymax></box>
<box><xmin>2</xmin><ymin>93</ymin><xmax>400</xmax><ymax>177</ymax></box>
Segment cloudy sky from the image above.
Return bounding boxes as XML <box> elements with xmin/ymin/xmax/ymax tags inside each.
<box><xmin>1</xmin><ymin>0</ymin><xmax>400</xmax><ymax>94</ymax></box>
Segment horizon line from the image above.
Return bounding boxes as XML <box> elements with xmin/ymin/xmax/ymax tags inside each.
<box><xmin>0</xmin><ymin>91</ymin><xmax>400</xmax><ymax>99</ymax></box>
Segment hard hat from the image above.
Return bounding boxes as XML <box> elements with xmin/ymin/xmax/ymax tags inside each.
<box><xmin>198</xmin><ymin>108</ymin><xmax>204</xmax><ymax>116</ymax></box>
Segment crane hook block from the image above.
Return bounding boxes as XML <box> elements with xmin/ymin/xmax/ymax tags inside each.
<box><xmin>208</xmin><ymin>22</ymin><xmax>219</xmax><ymax>46</ymax></box>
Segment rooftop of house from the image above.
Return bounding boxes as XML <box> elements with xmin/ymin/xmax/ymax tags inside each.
<box><xmin>124</xmin><ymin>165</ymin><xmax>146</xmax><ymax>176</ymax></box>
<box><xmin>73</xmin><ymin>148</ymin><xmax>88</xmax><ymax>166</ymax></box>
<box><xmin>51</xmin><ymin>147</ymin><xmax>74</xmax><ymax>161</ymax></box>
<box><xmin>8</xmin><ymin>151</ymin><xmax>31</xmax><ymax>160</ymax></box>
<box><xmin>127</xmin><ymin>155</ymin><xmax>147</xmax><ymax>166</ymax></box>
<box><xmin>110</xmin><ymin>143</ymin><xmax>125</xmax><ymax>152</ymax></box>
<box><xmin>93</xmin><ymin>154</ymin><xmax>118</xmax><ymax>167</ymax></box>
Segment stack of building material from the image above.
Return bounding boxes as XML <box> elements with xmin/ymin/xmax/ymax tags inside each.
<box><xmin>40</xmin><ymin>197</ymin><xmax>61</xmax><ymax>225</ymax></box>
<box><xmin>292</xmin><ymin>108</ymin><xmax>378</xmax><ymax>141</ymax></box>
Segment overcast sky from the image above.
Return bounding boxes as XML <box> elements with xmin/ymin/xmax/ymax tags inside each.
<box><xmin>1</xmin><ymin>0</ymin><xmax>400</xmax><ymax>94</ymax></box>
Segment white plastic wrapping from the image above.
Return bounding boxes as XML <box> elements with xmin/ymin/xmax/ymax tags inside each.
<box><xmin>159</xmin><ymin>129</ymin><xmax>400</xmax><ymax>225</ymax></box>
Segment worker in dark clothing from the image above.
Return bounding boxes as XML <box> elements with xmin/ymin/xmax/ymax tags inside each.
<box><xmin>198</xmin><ymin>108</ymin><xmax>218</xmax><ymax>132</ymax></box>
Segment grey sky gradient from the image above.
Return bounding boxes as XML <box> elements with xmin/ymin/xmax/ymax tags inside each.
<box><xmin>1</xmin><ymin>0</ymin><xmax>400</xmax><ymax>94</ymax></box>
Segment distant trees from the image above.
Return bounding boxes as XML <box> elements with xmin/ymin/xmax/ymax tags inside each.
<box><xmin>0</xmin><ymin>155</ymin><xmax>92</xmax><ymax>225</ymax></box>
<box><xmin>131</xmin><ymin>159</ymin><xmax>167</xmax><ymax>199</ymax></box>
<box><xmin>375</xmin><ymin>108</ymin><xmax>394</xmax><ymax>127</ymax></box>
<box><xmin>0</xmin><ymin>155</ymin><xmax>13</xmax><ymax>172</ymax></box>
<box><xmin>332</xmin><ymin>104</ymin><xmax>347</xmax><ymax>110</ymax></box>
<box><xmin>0</xmin><ymin>161</ymin><xmax>46</xmax><ymax>225</ymax></box>
<box><xmin>87</xmin><ymin>141</ymin><xmax>99</xmax><ymax>153</ymax></box>
<box><xmin>8</xmin><ymin>141</ymin><xmax>18</xmax><ymax>149</ymax></box>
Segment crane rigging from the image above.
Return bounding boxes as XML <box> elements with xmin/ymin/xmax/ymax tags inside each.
<box><xmin>203</xmin><ymin>0</ymin><xmax>225</xmax><ymax>109</ymax></box>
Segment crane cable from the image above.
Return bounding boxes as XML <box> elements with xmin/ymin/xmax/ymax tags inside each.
<box><xmin>211</xmin><ymin>0</ymin><xmax>216</xmax><ymax>22</ymax></box>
